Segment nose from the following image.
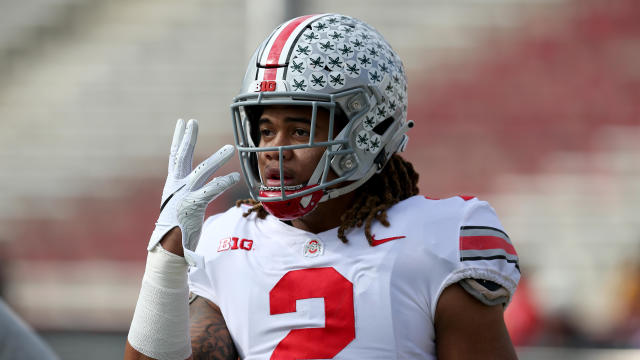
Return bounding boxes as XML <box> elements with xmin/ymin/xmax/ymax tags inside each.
<box><xmin>262</xmin><ymin>133</ymin><xmax>293</xmax><ymax>162</ymax></box>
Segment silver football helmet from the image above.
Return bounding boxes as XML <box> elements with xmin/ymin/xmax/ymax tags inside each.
<box><xmin>231</xmin><ymin>14</ymin><xmax>412</xmax><ymax>219</ymax></box>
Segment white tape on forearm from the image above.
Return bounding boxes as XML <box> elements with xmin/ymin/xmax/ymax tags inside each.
<box><xmin>128</xmin><ymin>245</ymin><xmax>191</xmax><ymax>360</ymax></box>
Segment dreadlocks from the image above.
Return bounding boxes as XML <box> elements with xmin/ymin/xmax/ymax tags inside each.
<box><xmin>236</xmin><ymin>154</ymin><xmax>419</xmax><ymax>246</ymax></box>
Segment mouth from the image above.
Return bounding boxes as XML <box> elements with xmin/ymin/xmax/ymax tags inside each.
<box><xmin>263</xmin><ymin>168</ymin><xmax>298</xmax><ymax>187</ymax></box>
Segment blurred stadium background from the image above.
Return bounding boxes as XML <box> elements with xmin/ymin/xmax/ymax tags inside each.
<box><xmin>0</xmin><ymin>0</ymin><xmax>638</xmax><ymax>359</ymax></box>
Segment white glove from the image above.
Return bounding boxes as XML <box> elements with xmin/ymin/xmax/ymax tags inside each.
<box><xmin>148</xmin><ymin>118</ymin><xmax>239</xmax><ymax>267</ymax></box>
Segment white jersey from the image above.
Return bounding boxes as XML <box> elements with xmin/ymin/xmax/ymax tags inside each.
<box><xmin>188</xmin><ymin>195</ymin><xmax>520</xmax><ymax>359</ymax></box>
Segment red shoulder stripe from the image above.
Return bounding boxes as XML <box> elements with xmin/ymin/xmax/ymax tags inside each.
<box><xmin>460</xmin><ymin>235</ymin><xmax>517</xmax><ymax>256</ymax></box>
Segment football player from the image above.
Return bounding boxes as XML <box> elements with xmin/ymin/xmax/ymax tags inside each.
<box><xmin>125</xmin><ymin>14</ymin><xmax>520</xmax><ymax>360</ymax></box>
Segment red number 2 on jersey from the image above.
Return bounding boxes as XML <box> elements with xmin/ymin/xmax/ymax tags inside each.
<box><xmin>269</xmin><ymin>267</ymin><xmax>355</xmax><ymax>359</ymax></box>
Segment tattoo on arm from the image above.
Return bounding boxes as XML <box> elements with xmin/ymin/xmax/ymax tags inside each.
<box><xmin>189</xmin><ymin>295</ymin><xmax>238</xmax><ymax>360</ymax></box>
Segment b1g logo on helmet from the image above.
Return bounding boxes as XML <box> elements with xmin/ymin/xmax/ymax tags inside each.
<box><xmin>218</xmin><ymin>237</ymin><xmax>253</xmax><ymax>252</ymax></box>
<box><xmin>249</xmin><ymin>80</ymin><xmax>288</xmax><ymax>92</ymax></box>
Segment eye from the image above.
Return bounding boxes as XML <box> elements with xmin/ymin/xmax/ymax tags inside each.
<box><xmin>293</xmin><ymin>128</ymin><xmax>310</xmax><ymax>137</ymax></box>
<box><xmin>260</xmin><ymin>128</ymin><xmax>275</xmax><ymax>138</ymax></box>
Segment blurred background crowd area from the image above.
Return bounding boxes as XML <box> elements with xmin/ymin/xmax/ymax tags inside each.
<box><xmin>0</xmin><ymin>0</ymin><xmax>638</xmax><ymax>358</ymax></box>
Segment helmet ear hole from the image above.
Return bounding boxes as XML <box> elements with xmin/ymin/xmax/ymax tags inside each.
<box><xmin>373</xmin><ymin>117</ymin><xmax>394</xmax><ymax>136</ymax></box>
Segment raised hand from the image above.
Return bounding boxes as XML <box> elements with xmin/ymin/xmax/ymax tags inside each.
<box><xmin>148</xmin><ymin>119</ymin><xmax>239</xmax><ymax>267</ymax></box>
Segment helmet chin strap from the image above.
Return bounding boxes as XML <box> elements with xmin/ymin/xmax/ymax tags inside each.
<box><xmin>297</xmin><ymin>152</ymin><xmax>329</xmax><ymax>208</ymax></box>
<box><xmin>305</xmin><ymin>152</ymin><xmax>328</xmax><ymax>187</ymax></box>
<box><xmin>299</xmin><ymin>151</ymin><xmax>377</xmax><ymax>208</ymax></box>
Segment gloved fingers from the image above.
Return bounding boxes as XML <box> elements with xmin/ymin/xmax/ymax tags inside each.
<box><xmin>175</xmin><ymin>119</ymin><xmax>199</xmax><ymax>178</ymax></box>
<box><xmin>168</xmin><ymin>119</ymin><xmax>186</xmax><ymax>174</ymax></box>
<box><xmin>190</xmin><ymin>145</ymin><xmax>236</xmax><ymax>190</ymax></box>
<box><xmin>182</xmin><ymin>228</ymin><xmax>203</xmax><ymax>255</ymax></box>
<box><xmin>197</xmin><ymin>172</ymin><xmax>240</xmax><ymax>203</ymax></box>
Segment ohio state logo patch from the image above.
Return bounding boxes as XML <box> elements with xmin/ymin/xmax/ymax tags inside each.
<box><xmin>303</xmin><ymin>239</ymin><xmax>323</xmax><ymax>257</ymax></box>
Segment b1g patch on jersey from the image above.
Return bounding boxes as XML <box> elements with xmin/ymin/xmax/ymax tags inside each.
<box><xmin>218</xmin><ymin>237</ymin><xmax>253</xmax><ymax>252</ymax></box>
<box><xmin>459</xmin><ymin>226</ymin><xmax>519</xmax><ymax>271</ymax></box>
<box><xmin>303</xmin><ymin>238</ymin><xmax>324</xmax><ymax>257</ymax></box>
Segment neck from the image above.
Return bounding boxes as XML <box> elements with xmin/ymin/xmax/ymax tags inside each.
<box><xmin>289</xmin><ymin>190</ymin><xmax>355</xmax><ymax>234</ymax></box>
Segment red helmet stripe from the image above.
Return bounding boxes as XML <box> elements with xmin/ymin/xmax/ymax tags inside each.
<box><xmin>263</xmin><ymin>67</ymin><xmax>277</xmax><ymax>81</ymax></box>
<box><xmin>262</xmin><ymin>14</ymin><xmax>320</xmax><ymax>80</ymax></box>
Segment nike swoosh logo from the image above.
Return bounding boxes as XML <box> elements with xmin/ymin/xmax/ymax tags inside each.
<box><xmin>371</xmin><ymin>235</ymin><xmax>406</xmax><ymax>247</ymax></box>
<box><xmin>160</xmin><ymin>184</ymin><xmax>186</xmax><ymax>212</ymax></box>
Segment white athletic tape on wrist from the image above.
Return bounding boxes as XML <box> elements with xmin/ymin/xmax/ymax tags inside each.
<box><xmin>128</xmin><ymin>245</ymin><xmax>191</xmax><ymax>360</ymax></box>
